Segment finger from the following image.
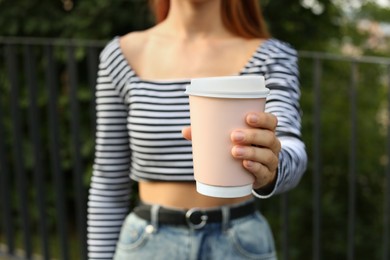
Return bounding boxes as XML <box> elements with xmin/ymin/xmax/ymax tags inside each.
<box><xmin>181</xmin><ymin>126</ymin><xmax>192</xmax><ymax>140</ymax></box>
<box><xmin>242</xmin><ymin>160</ymin><xmax>277</xmax><ymax>189</ymax></box>
<box><xmin>246</xmin><ymin>112</ymin><xmax>278</xmax><ymax>131</ymax></box>
<box><xmin>231</xmin><ymin>145</ymin><xmax>279</xmax><ymax>172</ymax></box>
<box><xmin>231</xmin><ymin>129</ymin><xmax>281</xmax><ymax>154</ymax></box>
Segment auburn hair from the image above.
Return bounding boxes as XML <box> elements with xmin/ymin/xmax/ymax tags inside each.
<box><xmin>149</xmin><ymin>0</ymin><xmax>270</xmax><ymax>39</ymax></box>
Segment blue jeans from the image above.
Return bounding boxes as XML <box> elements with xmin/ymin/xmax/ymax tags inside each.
<box><xmin>114</xmin><ymin>203</ymin><xmax>277</xmax><ymax>260</ymax></box>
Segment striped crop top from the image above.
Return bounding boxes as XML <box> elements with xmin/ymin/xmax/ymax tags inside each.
<box><xmin>87</xmin><ymin>37</ymin><xmax>307</xmax><ymax>259</ymax></box>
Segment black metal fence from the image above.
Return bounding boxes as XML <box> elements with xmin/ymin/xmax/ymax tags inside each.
<box><xmin>0</xmin><ymin>37</ymin><xmax>389</xmax><ymax>260</ymax></box>
<box><xmin>298</xmin><ymin>51</ymin><xmax>390</xmax><ymax>260</ymax></box>
<box><xmin>0</xmin><ymin>37</ymin><xmax>104</xmax><ymax>260</ymax></box>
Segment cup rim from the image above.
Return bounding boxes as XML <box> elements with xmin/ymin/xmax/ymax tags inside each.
<box><xmin>186</xmin><ymin>75</ymin><xmax>269</xmax><ymax>99</ymax></box>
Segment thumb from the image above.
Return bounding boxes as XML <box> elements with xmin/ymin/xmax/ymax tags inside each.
<box><xmin>181</xmin><ymin>127</ymin><xmax>192</xmax><ymax>140</ymax></box>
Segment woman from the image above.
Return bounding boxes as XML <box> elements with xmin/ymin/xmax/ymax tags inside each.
<box><xmin>87</xmin><ymin>0</ymin><xmax>307</xmax><ymax>259</ymax></box>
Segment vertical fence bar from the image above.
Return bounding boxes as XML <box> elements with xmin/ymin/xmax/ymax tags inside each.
<box><xmin>347</xmin><ymin>61</ymin><xmax>357</xmax><ymax>260</ymax></box>
<box><xmin>24</xmin><ymin>44</ymin><xmax>50</xmax><ymax>260</ymax></box>
<box><xmin>313</xmin><ymin>57</ymin><xmax>322</xmax><ymax>260</ymax></box>
<box><xmin>384</xmin><ymin>64</ymin><xmax>390</xmax><ymax>260</ymax></box>
<box><xmin>0</xmin><ymin>46</ymin><xmax>15</xmax><ymax>255</ymax></box>
<box><xmin>281</xmin><ymin>194</ymin><xmax>289</xmax><ymax>260</ymax></box>
<box><xmin>0</xmin><ymin>107</ymin><xmax>12</xmax><ymax>253</ymax></box>
<box><xmin>5</xmin><ymin>44</ymin><xmax>32</xmax><ymax>259</ymax></box>
<box><xmin>87</xmin><ymin>47</ymin><xmax>98</xmax><ymax>136</ymax></box>
<box><xmin>45</xmin><ymin>45</ymin><xmax>69</xmax><ymax>260</ymax></box>
<box><xmin>67</xmin><ymin>45</ymin><xmax>87</xmax><ymax>260</ymax></box>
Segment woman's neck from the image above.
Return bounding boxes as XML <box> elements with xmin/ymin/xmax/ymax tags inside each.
<box><xmin>160</xmin><ymin>0</ymin><xmax>231</xmax><ymax>40</ymax></box>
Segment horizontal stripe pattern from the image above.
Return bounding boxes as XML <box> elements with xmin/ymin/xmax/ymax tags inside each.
<box><xmin>87</xmin><ymin>37</ymin><xmax>307</xmax><ymax>259</ymax></box>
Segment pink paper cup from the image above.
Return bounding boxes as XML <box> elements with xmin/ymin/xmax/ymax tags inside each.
<box><xmin>186</xmin><ymin>76</ymin><xmax>269</xmax><ymax>198</ymax></box>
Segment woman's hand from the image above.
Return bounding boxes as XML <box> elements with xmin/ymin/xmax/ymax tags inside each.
<box><xmin>182</xmin><ymin>112</ymin><xmax>281</xmax><ymax>190</ymax></box>
<box><xmin>230</xmin><ymin>112</ymin><xmax>281</xmax><ymax>190</ymax></box>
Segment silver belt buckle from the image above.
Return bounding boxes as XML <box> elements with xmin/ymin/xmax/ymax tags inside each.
<box><xmin>185</xmin><ymin>208</ymin><xmax>208</xmax><ymax>229</ymax></box>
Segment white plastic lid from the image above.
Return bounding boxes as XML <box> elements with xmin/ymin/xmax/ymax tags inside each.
<box><xmin>196</xmin><ymin>182</ymin><xmax>253</xmax><ymax>198</ymax></box>
<box><xmin>186</xmin><ymin>75</ymin><xmax>269</xmax><ymax>98</ymax></box>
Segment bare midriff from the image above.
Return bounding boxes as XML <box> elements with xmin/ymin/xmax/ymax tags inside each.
<box><xmin>139</xmin><ymin>181</ymin><xmax>253</xmax><ymax>209</ymax></box>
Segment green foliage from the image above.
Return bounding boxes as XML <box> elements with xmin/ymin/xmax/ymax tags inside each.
<box><xmin>0</xmin><ymin>0</ymin><xmax>154</xmax><ymax>39</ymax></box>
<box><xmin>0</xmin><ymin>0</ymin><xmax>344</xmax><ymax>51</ymax></box>
<box><xmin>357</xmin><ymin>2</ymin><xmax>390</xmax><ymax>22</ymax></box>
<box><xmin>259</xmin><ymin>51</ymin><xmax>389</xmax><ymax>258</ymax></box>
<box><xmin>261</xmin><ymin>0</ymin><xmax>343</xmax><ymax>51</ymax></box>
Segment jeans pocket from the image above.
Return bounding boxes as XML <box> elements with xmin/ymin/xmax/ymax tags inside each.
<box><xmin>227</xmin><ymin>212</ymin><xmax>276</xmax><ymax>259</ymax></box>
<box><xmin>115</xmin><ymin>213</ymin><xmax>150</xmax><ymax>252</ymax></box>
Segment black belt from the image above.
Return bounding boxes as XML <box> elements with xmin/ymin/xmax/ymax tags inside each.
<box><xmin>133</xmin><ymin>200</ymin><xmax>256</xmax><ymax>229</ymax></box>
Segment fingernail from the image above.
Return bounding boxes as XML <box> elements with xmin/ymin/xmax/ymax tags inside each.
<box><xmin>244</xmin><ymin>160</ymin><xmax>254</xmax><ymax>168</ymax></box>
<box><xmin>233</xmin><ymin>146</ymin><xmax>245</xmax><ymax>157</ymax></box>
<box><xmin>232</xmin><ymin>131</ymin><xmax>245</xmax><ymax>142</ymax></box>
<box><xmin>248</xmin><ymin>114</ymin><xmax>258</xmax><ymax>124</ymax></box>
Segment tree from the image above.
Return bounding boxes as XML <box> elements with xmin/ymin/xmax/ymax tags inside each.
<box><xmin>0</xmin><ymin>0</ymin><xmax>345</xmax><ymax>51</ymax></box>
<box><xmin>0</xmin><ymin>0</ymin><xmax>153</xmax><ymax>39</ymax></box>
<box><xmin>260</xmin><ymin>0</ymin><xmax>343</xmax><ymax>51</ymax></box>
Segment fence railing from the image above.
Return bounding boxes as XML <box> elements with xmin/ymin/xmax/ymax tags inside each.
<box><xmin>0</xmin><ymin>37</ymin><xmax>389</xmax><ymax>260</ymax></box>
<box><xmin>298</xmin><ymin>51</ymin><xmax>390</xmax><ymax>260</ymax></box>
<box><xmin>0</xmin><ymin>37</ymin><xmax>105</xmax><ymax>260</ymax></box>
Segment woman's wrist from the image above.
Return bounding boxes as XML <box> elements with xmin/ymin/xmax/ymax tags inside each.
<box><xmin>253</xmin><ymin>168</ymin><xmax>278</xmax><ymax>195</ymax></box>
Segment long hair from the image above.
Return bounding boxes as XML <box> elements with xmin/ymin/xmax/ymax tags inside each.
<box><xmin>149</xmin><ymin>0</ymin><xmax>270</xmax><ymax>39</ymax></box>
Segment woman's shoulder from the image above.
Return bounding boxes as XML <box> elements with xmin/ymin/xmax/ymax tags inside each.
<box><xmin>99</xmin><ymin>30</ymin><xmax>150</xmax><ymax>65</ymax></box>
<box><xmin>261</xmin><ymin>38</ymin><xmax>298</xmax><ymax>57</ymax></box>
<box><xmin>120</xmin><ymin>30</ymin><xmax>149</xmax><ymax>54</ymax></box>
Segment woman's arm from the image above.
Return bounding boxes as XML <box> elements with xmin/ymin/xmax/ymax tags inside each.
<box><xmin>252</xmin><ymin>40</ymin><xmax>307</xmax><ymax>198</ymax></box>
<box><xmin>87</xmin><ymin>43</ymin><xmax>132</xmax><ymax>260</ymax></box>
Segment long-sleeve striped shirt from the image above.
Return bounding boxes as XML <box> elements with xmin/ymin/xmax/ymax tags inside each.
<box><xmin>87</xmin><ymin>37</ymin><xmax>307</xmax><ymax>259</ymax></box>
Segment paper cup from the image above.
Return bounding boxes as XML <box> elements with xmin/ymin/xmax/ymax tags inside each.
<box><xmin>186</xmin><ymin>75</ymin><xmax>269</xmax><ymax>198</ymax></box>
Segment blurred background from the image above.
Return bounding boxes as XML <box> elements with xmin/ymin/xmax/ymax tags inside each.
<box><xmin>0</xmin><ymin>0</ymin><xmax>389</xmax><ymax>259</ymax></box>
